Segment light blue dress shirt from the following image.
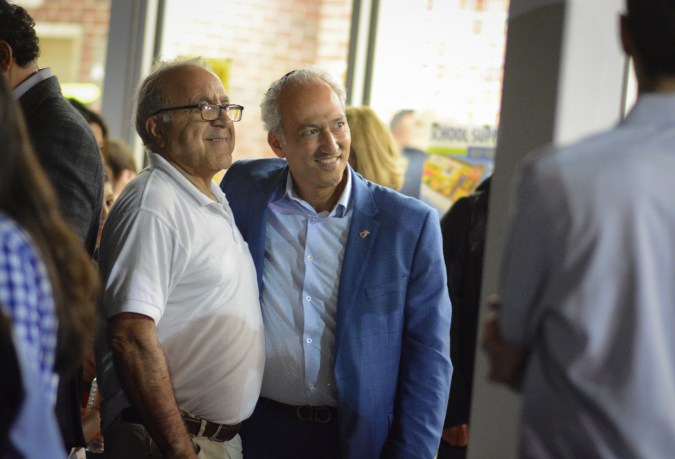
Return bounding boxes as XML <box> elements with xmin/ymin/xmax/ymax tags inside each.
<box><xmin>500</xmin><ymin>94</ymin><xmax>675</xmax><ymax>458</ymax></box>
<box><xmin>260</xmin><ymin>172</ymin><xmax>352</xmax><ymax>407</ymax></box>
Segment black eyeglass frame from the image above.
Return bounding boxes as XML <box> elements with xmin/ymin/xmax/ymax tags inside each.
<box><xmin>150</xmin><ymin>103</ymin><xmax>244</xmax><ymax>122</ymax></box>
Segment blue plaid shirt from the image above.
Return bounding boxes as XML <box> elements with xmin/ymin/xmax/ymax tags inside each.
<box><xmin>0</xmin><ymin>212</ymin><xmax>58</xmax><ymax>404</ymax></box>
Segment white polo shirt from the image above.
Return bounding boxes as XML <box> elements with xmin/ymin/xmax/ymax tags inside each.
<box><xmin>96</xmin><ymin>153</ymin><xmax>264</xmax><ymax>431</ymax></box>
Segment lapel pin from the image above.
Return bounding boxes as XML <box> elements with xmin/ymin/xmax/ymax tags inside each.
<box><xmin>359</xmin><ymin>229</ymin><xmax>370</xmax><ymax>239</ymax></box>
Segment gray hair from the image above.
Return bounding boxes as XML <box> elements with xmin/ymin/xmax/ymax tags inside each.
<box><xmin>260</xmin><ymin>68</ymin><xmax>347</xmax><ymax>137</ymax></box>
<box><xmin>134</xmin><ymin>57</ymin><xmax>212</xmax><ymax>147</ymax></box>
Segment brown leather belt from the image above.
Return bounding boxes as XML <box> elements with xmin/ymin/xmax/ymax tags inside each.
<box><xmin>120</xmin><ymin>407</ymin><xmax>240</xmax><ymax>442</ymax></box>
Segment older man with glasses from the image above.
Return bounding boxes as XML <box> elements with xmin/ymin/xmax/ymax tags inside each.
<box><xmin>95</xmin><ymin>58</ymin><xmax>264</xmax><ymax>459</ymax></box>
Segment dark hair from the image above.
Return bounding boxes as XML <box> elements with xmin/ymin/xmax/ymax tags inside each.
<box><xmin>68</xmin><ymin>98</ymin><xmax>109</xmax><ymax>142</ymax></box>
<box><xmin>0</xmin><ymin>0</ymin><xmax>39</xmax><ymax>67</ymax></box>
<box><xmin>106</xmin><ymin>138</ymin><xmax>137</xmax><ymax>178</ymax></box>
<box><xmin>0</xmin><ymin>76</ymin><xmax>99</xmax><ymax>376</ymax></box>
<box><xmin>626</xmin><ymin>0</ymin><xmax>675</xmax><ymax>77</ymax></box>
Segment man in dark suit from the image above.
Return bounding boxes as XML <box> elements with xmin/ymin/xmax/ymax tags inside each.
<box><xmin>0</xmin><ymin>1</ymin><xmax>103</xmax><ymax>451</ymax></box>
<box><xmin>220</xmin><ymin>68</ymin><xmax>452</xmax><ymax>459</ymax></box>
<box><xmin>438</xmin><ymin>176</ymin><xmax>491</xmax><ymax>459</ymax></box>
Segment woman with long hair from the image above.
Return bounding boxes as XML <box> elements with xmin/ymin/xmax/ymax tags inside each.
<box><xmin>346</xmin><ymin>106</ymin><xmax>406</xmax><ymax>191</ymax></box>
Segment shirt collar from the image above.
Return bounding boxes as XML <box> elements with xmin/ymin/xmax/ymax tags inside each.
<box><xmin>623</xmin><ymin>93</ymin><xmax>675</xmax><ymax>129</ymax></box>
<box><xmin>274</xmin><ymin>166</ymin><xmax>353</xmax><ymax>217</ymax></box>
<box><xmin>13</xmin><ymin>68</ymin><xmax>53</xmax><ymax>100</ymax></box>
<box><xmin>147</xmin><ymin>152</ymin><xmax>226</xmax><ymax>207</ymax></box>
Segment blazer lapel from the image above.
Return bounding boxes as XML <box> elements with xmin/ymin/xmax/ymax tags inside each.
<box><xmin>335</xmin><ymin>172</ymin><xmax>379</xmax><ymax>353</ymax></box>
<box><xmin>248</xmin><ymin>166</ymin><xmax>289</xmax><ymax>293</ymax></box>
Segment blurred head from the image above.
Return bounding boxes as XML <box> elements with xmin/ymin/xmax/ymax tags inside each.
<box><xmin>389</xmin><ymin>109</ymin><xmax>415</xmax><ymax>151</ymax></box>
<box><xmin>262</xmin><ymin>68</ymin><xmax>350</xmax><ymax>211</ymax></box>
<box><xmin>105</xmin><ymin>138</ymin><xmax>137</xmax><ymax>198</ymax></box>
<box><xmin>136</xmin><ymin>58</ymin><xmax>237</xmax><ymax>179</ymax></box>
<box><xmin>623</xmin><ymin>0</ymin><xmax>675</xmax><ymax>89</ymax></box>
<box><xmin>68</xmin><ymin>98</ymin><xmax>109</xmax><ymax>153</ymax></box>
<box><xmin>346</xmin><ymin>106</ymin><xmax>405</xmax><ymax>191</ymax></box>
<box><xmin>0</xmin><ymin>1</ymin><xmax>39</xmax><ymax>72</ymax></box>
<box><xmin>97</xmin><ymin>165</ymin><xmax>115</xmax><ymax>249</ymax></box>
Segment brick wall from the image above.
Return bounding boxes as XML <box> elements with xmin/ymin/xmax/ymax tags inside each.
<box><xmin>25</xmin><ymin>0</ymin><xmax>110</xmax><ymax>95</ymax></box>
<box><xmin>160</xmin><ymin>0</ymin><xmax>353</xmax><ymax>159</ymax></box>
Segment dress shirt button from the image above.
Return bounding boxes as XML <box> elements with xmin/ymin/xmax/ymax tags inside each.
<box><xmin>306</xmin><ymin>338</ymin><xmax>312</xmax><ymax>344</ymax></box>
<box><xmin>307</xmin><ymin>255</ymin><xmax>313</xmax><ymax>261</ymax></box>
<box><xmin>305</xmin><ymin>295</ymin><xmax>311</xmax><ymax>302</ymax></box>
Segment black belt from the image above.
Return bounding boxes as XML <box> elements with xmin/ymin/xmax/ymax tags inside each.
<box><xmin>261</xmin><ymin>397</ymin><xmax>338</xmax><ymax>424</ymax></box>
<box><xmin>120</xmin><ymin>407</ymin><xmax>240</xmax><ymax>442</ymax></box>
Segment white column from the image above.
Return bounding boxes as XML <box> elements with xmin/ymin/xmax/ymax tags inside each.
<box><xmin>468</xmin><ymin>0</ymin><xmax>626</xmax><ymax>457</ymax></box>
<box><xmin>100</xmin><ymin>0</ymin><xmax>159</xmax><ymax>159</ymax></box>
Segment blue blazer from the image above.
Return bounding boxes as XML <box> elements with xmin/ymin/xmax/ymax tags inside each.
<box><xmin>221</xmin><ymin>159</ymin><xmax>452</xmax><ymax>459</ymax></box>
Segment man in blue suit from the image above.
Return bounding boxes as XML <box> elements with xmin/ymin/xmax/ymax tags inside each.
<box><xmin>220</xmin><ymin>68</ymin><xmax>452</xmax><ymax>459</ymax></box>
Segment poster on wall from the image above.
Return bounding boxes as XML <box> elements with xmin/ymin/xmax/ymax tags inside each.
<box><xmin>419</xmin><ymin>121</ymin><xmax>497</xmax><ymax>214</ymax></box>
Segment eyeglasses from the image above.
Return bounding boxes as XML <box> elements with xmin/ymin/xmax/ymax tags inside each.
<box><xmin>151</xmin><ymin>103</ymin><xmax>244</xmax><ymax>122</ymax></box>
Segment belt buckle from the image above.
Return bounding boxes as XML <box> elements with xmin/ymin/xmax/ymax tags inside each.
<box><xmin>295</xmin><ymin>405</ymin><xmax>332</xmax><ymax>423</ymax></box>
<box><xmin>208</xmin><ymin>424</ymin><xmax>224</xmax><ymax>442</ymax></box>
<box><xmin>295</xmin><ymin>405</ymin><xmax>313</xmax><ymax>422</ymax></box>
<box><xmin>313</xmin><ymin>406</ymin><xmax>332</xmax><ymax>424</ymax></box>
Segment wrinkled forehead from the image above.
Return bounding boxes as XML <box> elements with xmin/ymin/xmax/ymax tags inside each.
<box><xmin>280</xmin><ymin>80</ymin><xmax>343</xmax><ymax>117</ymax></box>
<box><xmin>161</xmin><ymin>66</ymin><xmax>227</xmax><ymax>103</ymax></box>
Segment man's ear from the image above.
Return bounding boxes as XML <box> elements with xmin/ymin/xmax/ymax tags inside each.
<box><xmin>145</xmin><ymin>116</ymin><xmax>166</xmax><ymax>149</ymax></box>
<box><xmin>0</xmin><ymin>40</ymin><xmax>13</xmax><ymax>74</ymax></box>
<box><xmin>268</xmin><ymin>131</ymin><xmax>285</xmax><ymax>158</ymax></box>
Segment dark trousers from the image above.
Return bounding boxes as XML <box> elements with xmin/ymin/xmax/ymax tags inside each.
<box><xmin>240</xmin><ymin>398</ymin><xmax>340</xmax><ymax>459</ymax></box>
<box><xmin>437</xmin><ymin>442</ymin><xmax>467</xmax><ymax>459</ymax></box>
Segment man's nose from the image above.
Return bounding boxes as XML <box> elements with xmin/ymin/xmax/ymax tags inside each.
<box><xmin>211</xmin><ymin>107</ymin><xmax>230</xmax><ymax>126</ymax></box>
<box><xmin>320</xmin><ymin>129</ymin><xmax>339</xmax><ymax>153</ymax></box>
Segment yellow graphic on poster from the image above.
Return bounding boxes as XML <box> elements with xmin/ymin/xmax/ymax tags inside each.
<box><xmin>205</xmin><ymin>58</ymin><xmax>232</xmax><ymax>93</ymax></box>
<box><xmin>180</xmin><ymin>56</ymin><xmax>231</xmax><ymax>92</ymax></box>
<box><xmin>421</xmin><ymin>155</ymin><xmax>485</xmax><ymax>212</ymax></box>
<box><xmin>423</xmin><ymin>154</ymin><xmax>485</xmax><ymax>201</ymax></box>
<box><xmin>415</xmin><ymin>121</ymin><xmax>496</xmax><ymax>213</ymax></box>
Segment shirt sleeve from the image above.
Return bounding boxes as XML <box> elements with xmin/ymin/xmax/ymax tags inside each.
<box><xmin>498</xmin><ymin>158</ymin><xmax>565</xmax><ymax>349</ymax></box>
<box><xmin>99</xmin><ymin>208</ymin><xmax>186</xmax><ymax>325</ymax></box>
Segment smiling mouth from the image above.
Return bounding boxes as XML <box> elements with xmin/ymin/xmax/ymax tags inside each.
<box><xmin>315</xmin><ymin>156</ymin><xmax>340</xmax><ymax>165</ymax></box>
<box><xmin>207</xmin><ymin>138</ymin><xmax>230</xmax><ymax>142</ymax></box>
